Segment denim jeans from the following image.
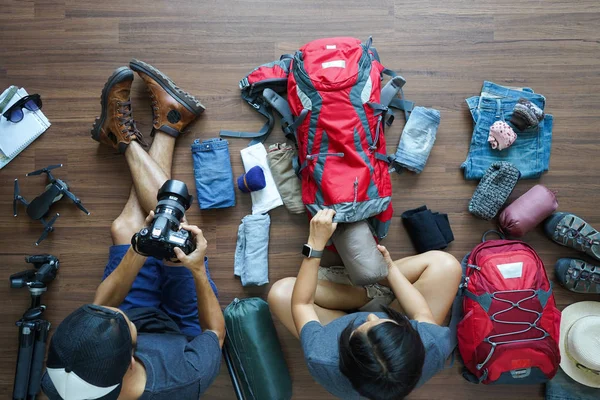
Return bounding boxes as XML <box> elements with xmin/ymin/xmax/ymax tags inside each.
<box><xmin>191</xmin><ymin>138</ymin><xmax>235</xmax><ymax>209</ymax></box>
<box><xmin>546</xmin><ymin>369</ymin><xmax>599</xmax><ymax>400</ymax></box>
<box><xmin>461</xmin><ymin>81</ymin><xmax>553</xmax><ymax>180</ymax></box>
<box><xmin>393</xmin><ymin>106</ymin><xmax>441</xmax><ymax>173</ymax></box>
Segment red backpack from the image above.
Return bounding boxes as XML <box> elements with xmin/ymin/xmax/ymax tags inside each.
<box><xmin>221</xmin><ymin>37</ymin><xmax>413</xmax><ymax>239</ymax></box>
<box><xmin>458</xmin><ymin>232</ymin><xmax>561</xmax><ymax>384</ymax></box>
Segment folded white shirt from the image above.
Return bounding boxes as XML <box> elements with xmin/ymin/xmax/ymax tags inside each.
<box><xmin>240</xmin><ymin>143</ymin><xmax>283</xmax><ymax>214</ymax></box>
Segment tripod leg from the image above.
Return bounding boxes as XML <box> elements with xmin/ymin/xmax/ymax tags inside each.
<box><xmin>12</xmin><ymin>322</ymin><xmax>35</xmax><ymax>400</ymax></box>
<box><xmin>27</xmin><ymin>321</ymin><xmax>50</xmax><ymax>399</ymax></box>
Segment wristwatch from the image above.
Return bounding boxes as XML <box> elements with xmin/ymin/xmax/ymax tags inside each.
<box><xmin>302</xmin><ymin>244</ymin><xmax>323</xmax><ymax>259</ymax></box>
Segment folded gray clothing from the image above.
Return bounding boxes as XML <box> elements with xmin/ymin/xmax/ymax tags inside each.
<box><xmin>469</xmin><ymin>161</ymin><xmax>520</xmax><ymax>220</ymax></box>
<box><xmin>267</xmin><ymin>143</ymin><xmax>305</xmax><ymax>214</ymax></box>
<box><xmin>234</xmin><ymin>214</ymin><xmax>270</xmax><ymax>287</ymax></box>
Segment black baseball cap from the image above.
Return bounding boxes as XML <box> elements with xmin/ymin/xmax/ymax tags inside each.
<box><xmin>42</xmin><ymin>304</ymin><xmax>133</xmax><ymax>400</ymax></box>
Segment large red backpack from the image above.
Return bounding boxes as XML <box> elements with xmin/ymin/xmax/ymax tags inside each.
<box><xmin>221</xmin><ymin>37</ymin><xmax>413</xmax><ymax>239</ymax></box>
<box><xmin>458</xmin><ymin>232</ymin><xmax>561</xmax><ymax>384</ymax></box>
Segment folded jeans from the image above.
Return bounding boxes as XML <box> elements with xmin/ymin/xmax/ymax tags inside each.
<box><xmin>191</xmin><ymin>138</ymin><xmax>235</xmax><ymax>209</ymax></box>
<box><xmin>393</xmin><ymin>106</ymin><xmax>441</xmax><ymax>173</ymax></box>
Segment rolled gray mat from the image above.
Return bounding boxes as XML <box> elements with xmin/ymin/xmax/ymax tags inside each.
<box><xmin>331</xmin><ymin>220</ymin><xmax>389</xmax><ymax>286</ymax></box>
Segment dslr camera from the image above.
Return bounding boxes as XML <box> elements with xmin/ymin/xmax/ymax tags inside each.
<box><xmin>131</xmin><ymin>180</ymin><xmax>196</xmax><ymax>262</ymax></box>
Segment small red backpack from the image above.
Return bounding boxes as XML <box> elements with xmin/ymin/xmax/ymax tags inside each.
<box><xmin>458</xmin><ymin>231</ymin><xmax>561</xmax><ymax>384</ymax></box>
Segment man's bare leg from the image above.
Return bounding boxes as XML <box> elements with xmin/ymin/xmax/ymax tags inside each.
<box><xmin>111</xmin><ymin>132</ymin><xmax>175</xmax><ymax>245</ymax></box>
<box><xmin>268</xmin><ymin>251</ymin><xmax>461</xmax><ymax>338</ymax></box>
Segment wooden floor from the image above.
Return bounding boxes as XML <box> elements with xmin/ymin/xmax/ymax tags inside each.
<box><xmin>1</xmin><ymin>0</ymin><xmax>600</xmax><ymax>399</ymax></box>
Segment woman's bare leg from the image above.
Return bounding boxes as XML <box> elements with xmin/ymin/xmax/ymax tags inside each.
<box><xmin>268</xmin><ymin>277</ymin><xmax>348</xmax><ymax>339</ymax></box>
<box><xmin>385</xmin><ymin>250</ymin><xmax>462</xmax><ymax>325</ymax></box>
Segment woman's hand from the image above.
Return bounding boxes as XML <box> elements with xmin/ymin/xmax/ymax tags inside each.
<box><xmin>377</xmin><ymin>245</ymin><xmax>396</xmax><ymax>271</ymax></box>
<box><xmin>173</xmin><ymin>224</ymin><xmax>208</xmax><ymax>273</ymax></box>
<box><xmin>307</xmin><ymin>209</ymin><xmax>337</xmax><ymax>251</ymax></box>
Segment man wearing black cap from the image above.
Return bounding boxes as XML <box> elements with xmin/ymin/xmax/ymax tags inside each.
<box><xmin>41</xmin><ymin>67</ymin><xmax>225</xmax><ymax>400</ymax></box>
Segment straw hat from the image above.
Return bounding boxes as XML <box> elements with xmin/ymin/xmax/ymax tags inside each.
<box><xmin>559</xmin><ymin>301</ymin><xmax>600</xmax><ymax>388</ymax></box>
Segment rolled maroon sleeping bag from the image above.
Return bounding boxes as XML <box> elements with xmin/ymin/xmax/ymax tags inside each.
<box><xmin>498</xmin><ymin>184</ymin><xmax>558</xmax><ymax>237</ymax></box>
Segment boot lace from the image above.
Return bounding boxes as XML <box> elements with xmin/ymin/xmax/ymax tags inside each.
<box><xmin>117</xmin><ymin>100</ymin><xmax>147</xmax><ymax>147</ymax></box>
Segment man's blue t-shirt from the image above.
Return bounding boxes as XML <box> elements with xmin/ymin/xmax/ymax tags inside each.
<box><xmin>300</xmin><ymin>311</ymin><xmax>453</xmax><ymax>399</ymax></box>
<box><xmin>42</xmin><ymin>307</ymin><xmax>221</xmax><ymax>400</ymax></box>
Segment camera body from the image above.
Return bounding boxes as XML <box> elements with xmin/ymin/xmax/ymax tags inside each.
<box><xmin>131</xmin><ymin>180</ymin><xmax>196</xmax><ymax>262</ymax></box>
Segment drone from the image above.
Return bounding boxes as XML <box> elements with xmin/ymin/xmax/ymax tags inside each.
<box><xmin>13</xmin><ymin>164</ymin><xmax>90</xmax><ymax>245</ymax></box>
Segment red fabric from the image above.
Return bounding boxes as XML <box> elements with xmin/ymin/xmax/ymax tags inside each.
<box><xmin>287</xmin><ymin>37</ymin><xmax>392</xmax><ymax>233</ymax></box>
<box><xmin>247</xmin><ymin>64</ymin><xmax>288</xmax><ymax>84</ymax></box>
<box><xmin>458</xmin><ymin>240</ymin><xmax>561</xmax><ymax>384</ymax></box>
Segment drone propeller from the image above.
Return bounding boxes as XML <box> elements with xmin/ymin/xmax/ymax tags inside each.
<box><xmin>62</xmin><ymin>188</ymin><xmax>91</xmax><ymax>215</ymax></box>
<box><xmin>13</xmin><ymin>179</ymin><xmax>28</xmax><ymax>216</ymax></box>
<box><xmin>36</xmin><ymin>213</ymin><xmax>59</xmax><ymax>246</ymax></box>
<box><xmin>27</xmin><ymin>164</ymin><xmax>63</xmax><ymax>177</ymax></box>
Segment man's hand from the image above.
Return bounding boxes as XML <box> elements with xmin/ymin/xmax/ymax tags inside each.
<box><xmin>307</xmin><ymin>209</ymin><xmax>337</xmax><ymax>251</ymax></box>
<box><xmin>377</xmin><ymin>245</ymin><xmax>396</xmax><ymax>271</ymax></box>
<box><xmin>173</xmin><ymin>224</ymin><xmax>208</xmax><ymax>273</ymax></box>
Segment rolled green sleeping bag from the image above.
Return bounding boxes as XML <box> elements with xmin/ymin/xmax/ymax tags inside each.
<box><xmin>331</xmin><ymin>220</ymin><xmax>389</xmax><ymax>286</ymax></box>
<box><xmin>224</xmin><ymin>297</ymin><xmax>292</xmax><ymax>400</ymax></box>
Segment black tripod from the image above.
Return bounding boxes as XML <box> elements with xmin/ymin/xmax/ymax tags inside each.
<box><xmin>10</xmin><ymin>255</ymin><xmax>59</xmax><ymax>400</ymax></box>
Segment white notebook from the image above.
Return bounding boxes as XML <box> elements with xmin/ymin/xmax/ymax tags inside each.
<box><xmin>0</xmin><ymin>87</ymin><xmax>51</xmax><ymax>169</ymax></box>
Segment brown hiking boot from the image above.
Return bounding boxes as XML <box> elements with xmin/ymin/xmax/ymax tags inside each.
<box><xmin>129</xmin><ymin>59</ymin><xmax>205</xmax><ymax>138</ymax></box>
<box><xmin>91</xmin><ymin>66</ymin><xmax>147</xmax><ymax>153</ymax></box>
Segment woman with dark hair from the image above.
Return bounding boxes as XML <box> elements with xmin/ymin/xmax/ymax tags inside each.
<box><xmin>268</xmin><ymin>209</ymin><xmax>462</xmax><ymax>399</ymax></box>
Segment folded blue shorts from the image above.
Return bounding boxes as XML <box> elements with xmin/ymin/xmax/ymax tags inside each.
<box><xmin>103</xmin><ymin>245</ymin><xmax>218</xmax><ymax>338</ymax></box>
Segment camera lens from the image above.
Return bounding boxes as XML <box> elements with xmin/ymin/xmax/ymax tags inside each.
<box><xmin>154</xmin><ymin>180</ymin><xmax>193</xmax><ymax>224</ymax></box>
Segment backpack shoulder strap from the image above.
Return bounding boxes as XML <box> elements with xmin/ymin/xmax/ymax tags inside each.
<box><xmin>220</xmin><ymin>55</ymin><xmax>294</xmax><ymax>145</ymax></box>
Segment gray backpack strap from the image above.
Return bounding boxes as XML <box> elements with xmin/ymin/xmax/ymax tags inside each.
<box><xmin>262</xmin><ymin>88</ymin><xmax>308</xmax><ymax>144</ymax></box>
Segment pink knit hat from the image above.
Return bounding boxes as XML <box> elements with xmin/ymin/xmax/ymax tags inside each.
<box><xmin>488</xmin><ymin>121</ymin><xmax>517</xmax><ymax>150</ymax></box>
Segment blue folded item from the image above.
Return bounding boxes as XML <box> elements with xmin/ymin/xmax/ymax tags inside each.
<box><xmin>234</xmin><ymin>214</ymin><xmax>270</xmax><ymax>287</ymax></box>
<box><xmin>461</xmin><ymin>81</ymin><xmax>553</xmax><ymax>180</ymax></box>
<box><xmin>191</xmin><ymin>138</ymin><xmax>235</xmax><ymax>209</ymax></box>
<box><xmin>392</xmin><ymin>106</ymin><xmax>440</xmax><ymax>173</ymax></box>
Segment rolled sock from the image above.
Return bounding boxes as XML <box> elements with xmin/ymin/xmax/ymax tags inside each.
<box><xmin>511</xmin><ymin>98</ymin><xmax>544</xmax><ymax>131</ymax></box>
<box><xmin>488</xmin><ymin>121</ymin><xmax>516</xmax><ymax>151</ymax></box>
<box><xmin>433</xmin><ymin>212</ymin><xmax>454</xmax><ymax>244</ymax></box>
<box><xmin>468</xmin><ymin>161</ymin><xmax>521</xmax><ymax>220</ymax></box>
<box><xmin>240</xmin><ymin>143</ymin><xmax>283</xmax><ymax>214</ymax></box>
<box><xmin>393</xmin><ymin>106</ymin><xmax>440</xmax><ymax>173</ymax></box>
<box><xmin>237</xmin><ymin>165</ymin><xmax>266</xmax><ymax>193</ymax></box>
<box><xmin>401</xmin><ymin>206</ymin><xmax>449</xmax><ymax>253</ymax></box>
<box><xmin>234</xmin><ymin>214</ymin><xmax>270</xmax><ymax>287</ymax></box>
<box><xmin>267</xmin><ymin>143</ymin><xmax>305</xmax><ymax>214</ymax></box>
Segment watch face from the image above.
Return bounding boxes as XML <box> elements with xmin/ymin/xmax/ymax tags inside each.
<box><xmin>302</xmin><ymin>244</ymin><xmax>311</xmax><ymax>257</ymax></box>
